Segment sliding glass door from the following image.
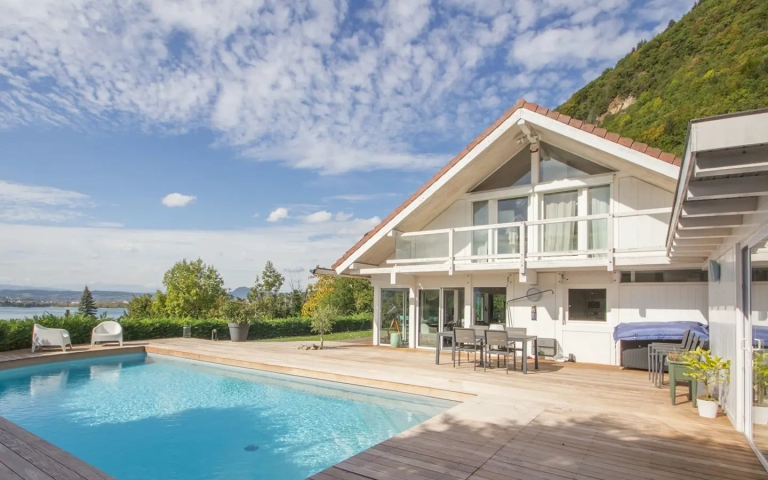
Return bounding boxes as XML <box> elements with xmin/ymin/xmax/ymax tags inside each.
<box><xmin>750</xmin><ymin>239</ymin><xmax>768</xmax><ymax>463</ymax></box>
<box><xmin>380</xmin><ymin>289</ymin><xmax>409</xmax><ymax>347</ymax></box>
<box><xmin>418</xmin><ymin>290</ymin><xmax>440</xmax><ymax>347</ymax></box>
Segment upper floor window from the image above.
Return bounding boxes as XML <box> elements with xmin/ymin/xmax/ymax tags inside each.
<box><xmin>540</xmin><ymin>143</ymin><xmax>613</xmax><ymax>182</ymax></box>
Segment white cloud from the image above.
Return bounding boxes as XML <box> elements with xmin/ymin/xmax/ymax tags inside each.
<box><xmin>252</xmin><ymin>213</ymin><xmax>259</xmax><ymax>218</ymax></box>
<box><xmin>335</xmin><ymin>212</ymin><xmax>353</xmax><ymax>221</ymax></box>
<box><xmin>267</xmin><ymin>207</ymin><xmax>289</xmax><ymax>222</ymax></box>
<box><xmin>329</xmin><ymin>193</ymin><xmax>400</xmax><ymax>202</ymax></box>
<box><xmin>0</xmin><ymin>1</ymin><xmax>695</xmax><ymax>174</ymax></box>
<box><xmin>161</xmin><ymin>193</ymin><xmax>196</xmax><ymax>208</ymax></box>
<box><xmin>304</xmin><ymin>210</ymin><xmax>333</xmax><ymax>223</ymax></box>
<box><xmin>0</xmin><ymin>217</ymin><xmax>381</xmax><ymax>290</ymax></box>
<box><xmin>88</xmin><ymin>221</ymin><xmax>124</xmax><ymax>228</ymax></box>
<box><xmin>0</xmin><ymin>180</ymin><xmax>90</xmax><ymax>223</ymax></box>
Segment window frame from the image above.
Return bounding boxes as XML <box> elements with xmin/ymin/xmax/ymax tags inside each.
<box><xmin>567</xmin><ymin>288</ymin><xmax>608</xmax><ymax>322</ymax></box>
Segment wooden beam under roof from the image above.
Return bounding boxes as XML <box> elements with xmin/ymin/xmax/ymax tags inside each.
<box><xmin>672</xmin><ymin>237</ymin><xmax>723</xmax><ymax>247</ymax></box>
<box><xmin>681</xmin><ymin>197</ymin><xmax>757</xmax><ymax>217</ymax></box>
<box><xmin>695</xmin><ymin>145</ymin><xmax>768</xmax><ymax>177</ymax></box>
<box><xmin>678</xmin><ymin>215</ymin><xmax>743</xmax><ymax>229</ymax></box>
<box><xmin>675</xmin><ymin>227</ymin><xmax>732</xmax><ymax>239</ymax></box>
<box><xmin>686</xmin><ymin>176</ymin><xmax>768</xmax><ymax>201</ymax></box>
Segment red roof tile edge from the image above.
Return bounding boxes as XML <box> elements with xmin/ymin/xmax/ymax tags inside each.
<box><xmin>331</xmin><ymin>99</ymin><xmax>681</xmax><ymax>270</ymax></box>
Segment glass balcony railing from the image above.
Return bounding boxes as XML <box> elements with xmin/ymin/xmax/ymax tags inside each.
<box><xmin>384</xmin><ymin>211</ymin><xmax>672</xmax><ymax>269</ymax></box>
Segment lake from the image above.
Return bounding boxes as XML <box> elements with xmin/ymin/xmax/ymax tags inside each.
<box><xmin>0</xmin><ymin>306</ymin><xmax>126</xmax><ymax>320</ymax></box>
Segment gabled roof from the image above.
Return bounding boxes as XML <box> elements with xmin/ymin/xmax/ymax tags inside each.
<box><xmin>332</xmin><ymin>98</ymin><xmax>683</xmax><ymax>271</ymax></box>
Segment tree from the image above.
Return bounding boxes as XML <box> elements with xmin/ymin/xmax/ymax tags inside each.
<box><xmin>78</xmin><ymin>286</ymin><xmax>97</xmax><ymax>317</ymax></box>
<box><xmin>286</xmin><ymin>276</ymin><xmax>307</xmax><ymax>317</ymax></box>
<box><xmin>302</xmin><ymin>274</ymin><xmax>336</xmax><ymax>317</ymax></box>
<box><xmin>248</xmin><ymin>261</ymin><xmax>285</xmax><ymax>319</ymax></box>
<box><xmin>302</xmin><ymin>274</ymin><xmax>373</xmax><ymax>317</ymax></box>
<box><xmin>159</xmin><ymin>259</ymin><xmax>227</xmax><ymax>318</ymax></box>
<box><xmin>125</xmin><ymin>294</ymin><xmax>154</xmax><ymax>319</ymax></box>
<box><xmin>310</xmin><ymin>304</ymin><xmax>339</xmax><ymax>349</ymax></box>
<box><xmin>222</xmin><ymin>297</ymin><xmax>257</xmax><ymax>325</ymax></box>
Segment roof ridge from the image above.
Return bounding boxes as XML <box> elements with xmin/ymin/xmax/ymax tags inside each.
<box><xmin>519</xmin><ymin>100</ymin><xmax>681</xmax><ymax>165</ymax></box>
<box><xmin>331</xmin><ymin>98</ymin><xmax>681</xmax><ymax>270</ymax></box>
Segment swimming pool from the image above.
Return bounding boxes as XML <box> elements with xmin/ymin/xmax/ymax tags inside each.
<box><xmin>0</xmin><ymin>353</ymin><xmax>455</xmax><ymax>479</ymax></box>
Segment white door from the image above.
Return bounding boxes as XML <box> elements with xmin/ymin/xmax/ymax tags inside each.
<box><xmin>560</xmin><ymin>285</ymin><xmax>613</xmax><ymax>364</ymax></box>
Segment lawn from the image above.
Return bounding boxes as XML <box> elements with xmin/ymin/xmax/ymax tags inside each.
<box><xmin>259</xmin><ymin>330</ymin><xmax>372</xmax><ymax>343</ymax></box>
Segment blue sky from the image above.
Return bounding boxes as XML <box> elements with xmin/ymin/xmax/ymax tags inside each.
<box><xmin>0</xmin><ymin>0</ymin><xmax>694</xmax><ymax>291</ymax></box>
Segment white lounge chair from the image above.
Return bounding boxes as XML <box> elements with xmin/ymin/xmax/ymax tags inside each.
<box><xmin>91</xmin><ymin>321</ymin><xmax>123</xmax><ymax>347</ymax></box>
<box><xmin>31</xmin><ymin>324</ymin><xmax>73</xmax><ymax>353</ymax></box>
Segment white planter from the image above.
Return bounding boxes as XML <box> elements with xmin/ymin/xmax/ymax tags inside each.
<box><xmin>754</xmin><ymin>405</ymin><xmax>768</xmax><ymax>425</ymax></box>
<box><xmin>697</xmin><ymin>398</ymin><xmax>719</xmax><ymax>419</ymax></box>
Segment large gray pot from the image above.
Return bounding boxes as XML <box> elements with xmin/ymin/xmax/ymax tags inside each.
<box><xmin>228</xmin><ymin>323</ymin><xmax>250</xmax><ymax>342</ymax></box>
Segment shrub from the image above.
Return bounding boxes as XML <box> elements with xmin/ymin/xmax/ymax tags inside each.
<box><xmin>0</xmin><ymin>313</ymin><xmax>372</xmax><ymax>351</ymax></box>
<box><xmin>310</xmin><ymin>304</ymin><xmax>339</xmax><ymax>349</ymax></box>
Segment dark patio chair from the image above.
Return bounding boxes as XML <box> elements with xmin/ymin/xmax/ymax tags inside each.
<box><xmin>649</xmin><ymin>329</ymin><xmax>693</xmax><ymax>385</ymax></box>
<box><xmin>453</xmin><ymin>328</ymin><xmax>483</xmax><ymax>370</ymax></box>
<box><xmin>657</xmin><ymin>332</ymin><xmax>704</xmax><ymax>387</ymax></box>
<box><xmin>485</xmin><ymin>330</ymin><xmax>515</xmax><ymax>374</ymax></box>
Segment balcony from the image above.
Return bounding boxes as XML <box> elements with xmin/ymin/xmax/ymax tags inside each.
<box><xmin>385</xmin><ymin>209</ymin><xmax>671</xmax><ymax>274</ymax></box>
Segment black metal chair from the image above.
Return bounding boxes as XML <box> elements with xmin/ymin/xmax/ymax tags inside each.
<box><xmin>485</xmin><ymin>330</ymin><xmax>514</xmax><ymax>374</ymax></box>
<box><xmin>453</xmin><ymin>328</ymin><xmax>483</xmax><ymax>370</ymax></box>
<box><xmin>657</xmin><ymin>332</ymin><xmax>704</xmax><ymax>387</ymax></box>
<box><xmin>649</xmin><ymin>329</ymin><xmax>693</xmax><ymax>385</ymax></box>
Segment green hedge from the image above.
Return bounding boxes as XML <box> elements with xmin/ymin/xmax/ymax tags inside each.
<box><xmin>0</xmin><ymin>314</ymin><xmax>372</xmax><ymax>352</ymax></box>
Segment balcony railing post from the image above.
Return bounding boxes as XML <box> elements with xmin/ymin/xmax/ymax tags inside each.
<box><xmin>607</xmin><ymin>214</ymin><xmax>614</xmax><ymax>271</ymax></box>
<box><xmin>520</xmin><ymin>223</ymin><xmax>526</xmax><ymax>274</ymax></box>
<box><xmin>448</xmin><ymin>228</ymin><xmax>454</xmax><ymax>275</ymax></box>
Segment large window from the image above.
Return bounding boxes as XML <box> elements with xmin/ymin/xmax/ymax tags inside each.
<box><xmin>497</xmin><ymin>197</ymin><xmax>528</xmax><ymax>255</ymax></box>
<box><xmin>588</xmin><ymin>186</ymin><xmax>610</xmax><ymax>250</ymax></box>
<box><xmin>472</xmin><ymin>201</ymin><xmax>489</xmax><ymax>257</ymax></box>
<box><xmin>474</xmin><ymin>287</ymin><xmax>506</xmax><ymax>326</ymax></box>
<box><xmin>568</xmin><ymin>289</ymin><xmax>607</xmax><ymax>322</ymax></box>
<box><xmin>540</xmin><ymin>143</ymin><xmax>613</xmax><ymax>182</ymax></box>
<box><xmin>543</xmin><ymin>190</ymin><xmax>578</xmax><ymax>252</ymax></box>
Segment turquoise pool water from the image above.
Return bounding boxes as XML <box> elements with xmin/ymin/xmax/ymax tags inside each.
<box><xmin>0</xmin><ymin>354</ymin><xmax>455</xmax><ymax>479</ymax></box>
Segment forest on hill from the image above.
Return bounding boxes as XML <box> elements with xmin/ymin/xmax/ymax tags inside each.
<box><xmin>557</xmin><ymin>0</ymin><xmax>768</xmax><ymax>156</ymax></box>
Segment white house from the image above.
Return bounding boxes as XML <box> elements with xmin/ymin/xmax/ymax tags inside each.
<box><xmin>330</xmin><ymin>99</ymin><xmax>712</xmax><ymax>365</ymax></box>
<box><xmin>327</xmin><ymin>100</ymin><xmax>768</xmax><ymax>466</ymax></box>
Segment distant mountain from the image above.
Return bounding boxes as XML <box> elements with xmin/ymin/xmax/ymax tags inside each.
<box><xmin>0</xmin><ymin>284</ymin><xmax>61</xmax><ymax>291</ymax></box>
<box><xmin>0</xmin><ymin>289</ymin><xmax>139</xmax><ymax>303</ymax></box>
<box><xmin>557</xmin><ymin>0</ymin><xmax>768</xmax><ymax>156</ymax></box>
<box><xmin>229</xmin><ymin>287</ymin><xmax>250</xmax><ymax>299</ymax></box>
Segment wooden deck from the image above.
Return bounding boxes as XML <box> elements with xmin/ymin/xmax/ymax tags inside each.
<box><xmin>0</xmin><ymin>339</ymin><xmax>765</xmax><ymax>479</ymax></box>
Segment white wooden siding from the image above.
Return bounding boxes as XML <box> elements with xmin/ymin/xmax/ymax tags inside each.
<box><xmin>616</xmin><ymin>176</ymin><xmax>672</xmax><ymax>250</ymax></box>
<box><xmin>617</xmin><ymin>284</ymin><xmax>708</xmax><ymax>323</ymax></box>
<box><xmin>708</xmin><ymin>247</ymin><xmax>742</xmax><ymax>430</ymax></box>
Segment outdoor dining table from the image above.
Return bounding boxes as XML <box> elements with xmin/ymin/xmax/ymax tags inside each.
<box><xmin>435</xmin><ymin>331</ymin><xmax>539</xmax><ymax>374</ymax></box>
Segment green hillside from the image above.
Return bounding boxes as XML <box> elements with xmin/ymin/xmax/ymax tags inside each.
<box><xmin>557</xmin><ymin>0</ymin><xmax>768</xmax><ymax>156</ymax></box>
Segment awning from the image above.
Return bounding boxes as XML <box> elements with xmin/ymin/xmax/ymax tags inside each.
<box><xmin>667</xmin><ymin>109</ymin><xmax>768</xmax><ymax>261</ymax></box>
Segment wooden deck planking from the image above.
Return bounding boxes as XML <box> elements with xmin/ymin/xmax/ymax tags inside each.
<box><xmin>0</xmin><ymin>338</ymin><xmax>765</xmax><ymax>480</ymax></box>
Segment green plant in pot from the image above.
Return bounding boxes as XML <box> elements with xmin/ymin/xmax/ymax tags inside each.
<box><xmin>753</xmin><ymin>352</ymin><xmax>768</xmax><ymax>425</ymax></box>
<box><xmin>223</xmin><ymin>298</ymin><xmax>257</xmax><ymax>342</ymax></box>
<box><xmin>683</xmin><ymin>347</ymin><xmax>731</xmax><ymax>419</ymax></box>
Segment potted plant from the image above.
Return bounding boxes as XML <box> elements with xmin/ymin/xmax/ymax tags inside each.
<box><xmin>223</xmin><ymin>298</ymin><xmax>256</xmax><ymax>342</ymax></box>
<box><xmin>683</xmin><ymin>347</ymin><xmax>731</xmax><ymax>419</ymax></box>
<box><xmin>753</xmin><ymin>352</ymin><xmax>768</xmax><ymax>424</ymax></box>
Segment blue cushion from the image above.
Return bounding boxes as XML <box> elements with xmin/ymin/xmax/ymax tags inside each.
<box><xmin>613</xmin><ymin>321</ymin><xmax>708</xmax><ymax>342</ymax></box>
